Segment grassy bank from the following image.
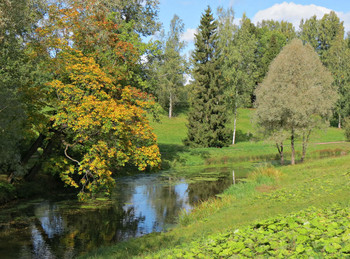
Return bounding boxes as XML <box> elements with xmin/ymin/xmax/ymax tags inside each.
<box><xmin>83</xmin><ymin>154</ymin><xmax>350</xmax><ymax>258</ymax></box>
<box><xmin>82</xmin><ymin>109</ymin><xmax>350</xmax><ymax>258</ymax></box>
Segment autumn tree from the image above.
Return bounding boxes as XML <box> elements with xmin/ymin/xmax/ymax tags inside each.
<box><xmin>49</xmin><ymin>50</ymin><xmax>161</xmax><ymax>200</ymax></box>
<box><xmin>255</xmin><ymin>39</ymin><xmax>337</xmax><ymax>165</ymax></box>
<box><xmin>218</xmin><ymin>9</ymin><xmax>257</xmax><ymax>144</ymax></box>
<box><xmin>184</xmin><ymin>6</ymin><xmax>230</xmax><ymax>147</ymax></box>
<box><xmin>156</xmin><ymin>14</ymin><xmax>187</xmax><ymax>118</ymax></box>
<box><xmin>32</xmin><ymin>0</ymin><xmax>161</xmax><ymax>200</ymax></box>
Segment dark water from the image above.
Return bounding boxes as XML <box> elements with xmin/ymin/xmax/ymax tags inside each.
<box><xmin>0</xmin><ymin>166</ymin><xmax>249</xmax><ymax>258</ymax></box>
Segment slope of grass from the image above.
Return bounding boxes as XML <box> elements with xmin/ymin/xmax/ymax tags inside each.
<box><xmin>82</xmin><ymin>109</ymin><xmax>350</xmax><ymax>258</ymax></box>
<box><xmin>83</xmin><ymin>154</ymin><xmax>350</xmax><ymax>259</ymax></box>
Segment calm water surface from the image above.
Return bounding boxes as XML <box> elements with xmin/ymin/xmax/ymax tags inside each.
<box><xmin>0</xmin><ymin>166</ymin><xmax>249</xmax><ymax>258</ymax></box>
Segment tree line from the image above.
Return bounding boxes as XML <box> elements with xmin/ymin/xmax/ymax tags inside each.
<box><xmin>180</xmin><ymin>6</ymin><xmax>348</xmax><ymax>166</ymax></box>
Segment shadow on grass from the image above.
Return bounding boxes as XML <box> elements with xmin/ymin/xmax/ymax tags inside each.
<box><xmin>158</xmin><ymin>143</ymin><xmax>209</xmax><ymax>169</ymax></box>
<box><xmin>235</xmin><ymin>129</ymin><xmax>254</xmax><ymax>143</ymax></box>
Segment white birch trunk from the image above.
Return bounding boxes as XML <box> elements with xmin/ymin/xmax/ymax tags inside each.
<box><xmin>169</xmin><ymin>93</ymin><xmax>173</xmax><ymax>118</ymax></box>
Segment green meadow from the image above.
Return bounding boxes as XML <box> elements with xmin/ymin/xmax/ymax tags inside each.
<box><xmin>83</xmin><ymin>108</ymin><xmax>350</xmax><ymax>258</ymax></box>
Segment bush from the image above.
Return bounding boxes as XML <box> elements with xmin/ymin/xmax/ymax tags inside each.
<box><xmin>344</xmin><ymin>117</ymin><xmax>350</xmax><ymax>141</ymax></box>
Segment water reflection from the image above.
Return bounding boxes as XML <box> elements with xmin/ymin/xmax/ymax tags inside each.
<box><xmin>0</xmin><ymin>166</ymin><xmax>244</xmax><ymax>258</ymax></box>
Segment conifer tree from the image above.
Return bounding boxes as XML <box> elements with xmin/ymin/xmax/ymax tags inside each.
<box><xmin>184</xmin><ymin>6</ymin><xmax>230</xmax><ymax>148</ymax></box>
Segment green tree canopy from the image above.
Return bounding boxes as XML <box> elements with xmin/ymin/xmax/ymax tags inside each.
<box><xmin>255</xmin><ymin>39</ymin><xmax>337</xmax><ymax>165</ymax></box>
<box><xmin>218</xmin><ymin>9</ymin><xmax>257</xmax><ymax>144</ymax></box>
<box><xmin>155</xmin><ymin>14</ymin><xmax>187</xmax><ymax>118</ymax></box>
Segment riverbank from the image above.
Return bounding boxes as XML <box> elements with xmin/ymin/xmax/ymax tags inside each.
<box><xmin>81</xmin><ymin>109</ymin><xmax>350</xmax><ymax>258</ymax></box>
<box><xmin>82</xmin><ymin>153</ymin><xmax>350</xmax><ymax>258</ymax></box>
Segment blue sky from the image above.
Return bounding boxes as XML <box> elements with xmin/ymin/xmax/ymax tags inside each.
<box><xmin>157</xmin><ymin>0</ymin><xmax>350</xmax><ymax>48</ymax></box>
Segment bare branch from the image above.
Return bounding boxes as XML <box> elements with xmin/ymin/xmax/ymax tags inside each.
<box><xmin>64</xmin><ymin>144</ymin><xmax>81</xmax><ymax>166</ymax></box>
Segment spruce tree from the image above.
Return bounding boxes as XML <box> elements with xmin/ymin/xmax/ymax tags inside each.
<box><xmin>184</xmin><ymin>6</ymin><xmax>230</xmax><ymax>148</ymax></box>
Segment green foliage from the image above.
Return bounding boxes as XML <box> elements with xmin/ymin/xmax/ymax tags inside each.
<box><xmin>0</xmin><ymin>182</ymin><xmax>16</xmax><ymax>204</ymax></box>
<box><xmin>343</xmin><ymin>117</ymin><xmax>350</xmax><ymax>141</ymax></box>
<box><xmin>217</xmin><ymin>9</ymin><xmax>257</xmax><ymax>144</ymax></box>
<box><xmin>155</xmin><ymin>15</ymin><xmax>187</xmax><ymax>118</ymax></box>
<box><xmin>0</xmin><ymin>0</ymin><xmax>47</xmax><ymax>177</ymax></box>
<box><xmin>300</xmin><ymin>11</ymin><xmax>344</xmax><ymax>62</ymax></box>
<box><xmin>157</xmin><ymin>206</ymin><xmax>350</xmax><ymax>258</ymax></box>
<box><xmin>255</xmin><ymin>39</ymin><xmax>337</xmax><ymax>164</ymax></box>
<box><xmin>323</xmin><ymin>34</ymin><xmax>350</xmax><ymax>127</ymax></box>
<box><xmin>255</xmin><ymin>20</ymin><xmax>296</xmax><ymax>84</ymax></box>
<box><xmin>106</xmin><ymin>0</ymin><xmax>161</xmax><ymax>37</ymax></box>
<box><xmin>185</xmin><ymin>6</ymin><xmax>230</xmax><ymax>148</ymax></box>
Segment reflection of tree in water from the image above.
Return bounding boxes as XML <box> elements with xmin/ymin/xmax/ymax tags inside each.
<box><xmin>1</xmin><ymin>170</ymin><xmax>236</xmax><ymax>258</ymax></box>
<box><xmin>21</xmin><ymin>200</ymin><xmax>143</xmax><ymax>258</ymax></box>
<box><xmin>58</xmin><ymin>203</ymin><xmax>142</xmax><ymax>255</ymax></box>
<box><xmin>187</xmin><ymin>176</ymin><xmax>232</xmax><ymax>205</ymax></box>
<box><xmin>146</xmin><ymin>178</ymin><xmax>188</xmax><ymax>226</ymax></box>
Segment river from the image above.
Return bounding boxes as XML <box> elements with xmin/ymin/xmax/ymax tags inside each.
<box><xmin>0</xmin><ymin>166</ymin><xmax>250</xmax><ymax>258</ymax></box>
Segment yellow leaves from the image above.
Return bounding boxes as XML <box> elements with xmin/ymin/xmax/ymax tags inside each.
<box><xmin>42</xmin><ymin>6</ymin><xmax>161</xmax><ymax>201</ymax></box>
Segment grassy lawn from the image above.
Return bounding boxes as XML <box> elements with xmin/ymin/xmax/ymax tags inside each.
<box><xmin>150</xmin><ymin>108</ymin><xmax>348</xmax><ymax>169</ymax></box>
<box><xmin>82</xmin><ymin>109</ymin><xmax>350</xmax><ymax>258</ymax></box>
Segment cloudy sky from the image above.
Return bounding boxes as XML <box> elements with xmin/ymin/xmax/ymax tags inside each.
<box><xmin>157</xmin><ymin>0</ymin><xmax>350</xmax><ymax>48</ymax></box>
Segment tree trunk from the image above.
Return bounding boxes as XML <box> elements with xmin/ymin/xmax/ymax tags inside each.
<box><xmin>21</xmin><ymin>133</ymin><xmax>46</xmax><ymax>165</ymax></box>
<box><xmin>276</xmin><ymin>142</ymin><xmax>284</xmax><ymax>165</ymax></box>
<box><xmin>291</xmin><ymin>129</ymin><xmax>295</xmax><ymax>165</ymax></box>
<box><xmin>24</xmin><ymin>137</ymin><xmax>56</xmax><ymax>181</ymax></box>
<box><xmin>232</xmin><ymin>103</ymin><xmax>237</xmax><ymax>145</ymax></box>
<box><xmin>338</xmin><ymin>113</ymin><xmax>341</xmax><ymax>129</ymax></box>
<box><xmin>169</xmin><ymin>93</ymin><xmax>173</xmax><ymax>118</ymax></box>
<box><xmin>301</xmin><ymin>130</ymin><xmax>311</xmax><ymax>163</ymax></box>
<box><xmin>232</xmin><ymin>88</ymin><xmax>238</xmax><ymax>145</ymax></box>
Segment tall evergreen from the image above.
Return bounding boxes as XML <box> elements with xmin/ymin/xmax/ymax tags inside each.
<box><xmin>184</xmin><ymin>6</ymin><xmax>230</xmax><ymax>148</ymax></box>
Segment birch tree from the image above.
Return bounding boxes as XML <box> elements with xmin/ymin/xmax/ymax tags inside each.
<box><xmin>218</xmin><ymin>10</ymin><xmax>257</xmax><ymax>144</ymax></box>
<box><xmin>156</xmin><ymin>14</ymin><xmax>187</xmax><ymax>118</ymax></box>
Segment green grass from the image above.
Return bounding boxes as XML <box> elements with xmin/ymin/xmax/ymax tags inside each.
<box><xmin>150</xmin><ymin>108</ymin><xmax>348</xmax><ymax>168</ymax></box>
<box><xmin>81</xmin><ymin>108</ymin><xmax>350</xmax><ymax>258</ymax></box>
<box><xmin>83</xmin><ymin>155</ymin><xmax>350</xmax><ymax>259</ymax></box>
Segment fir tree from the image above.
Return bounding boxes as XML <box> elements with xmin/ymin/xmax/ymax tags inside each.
<box><xmin>184</xmin><ymin>6</ymin><xmax>230</xmax><ymax>148</ymax></box>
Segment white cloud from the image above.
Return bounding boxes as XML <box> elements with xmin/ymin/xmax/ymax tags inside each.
<box><xmin>252</xmin><ymin>2</ymin><xmax>350</xmax><ymax>33</ymax></box>
<box><xmin>181</xmin><ymin>28</ymin><xmax>197</xmax><ymax>42</ymax></box>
